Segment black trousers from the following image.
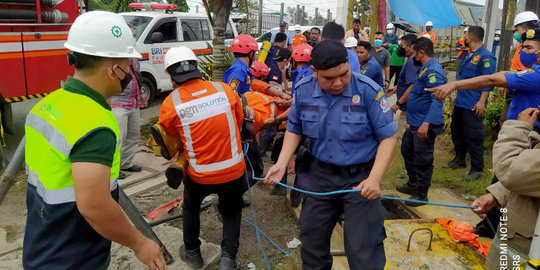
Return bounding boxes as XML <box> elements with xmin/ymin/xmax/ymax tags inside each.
<box><xmin>450</xmin><ymin>106</ymin><xmax>485</xmax><ymax>172</ymax></box>
<box><xmin>183</xmin><ymin>175</ymin><xmax>244</xmax><ymax>258</ymax></box>
<box><xmin>401</xmin><ymin>125</ymin><xmax>443</xmax><ymax>192</ymax></box>
<box><xmin>300</xmin><ymin>160</ymin><xmax>386</xmax><ymax>270</ymax></box>
<box><xmin>389</xmin><ymin>65</ymin><xmax>402</xmax><ymax>86</ymax></box>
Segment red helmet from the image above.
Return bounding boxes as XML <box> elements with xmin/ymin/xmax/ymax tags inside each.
<box><xmin>231</xmin><ymin>34</ymin><xmax>258</xmax><ymax>54</ymax></box>
<box><xmin>292</xmin><ymin>44</ymin><xmax>313</xmax><ymax>62</ymax></box>
<box><xmin>250</xmin><ymin>61</ymin><xmax>269</xmax><ymax>77</ymax></box>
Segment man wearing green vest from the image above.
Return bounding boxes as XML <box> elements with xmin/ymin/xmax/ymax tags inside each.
<box><xmin>23</xmin><ymin>11</ymin><xmax>166</xmax><ymax>270</ymax></box>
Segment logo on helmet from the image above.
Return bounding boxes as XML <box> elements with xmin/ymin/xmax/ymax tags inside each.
<box><xmin>526</xmin><ymin>29</ymin><xmax>535</xmax><ymax>39</ymax></box>
<box><xmin>111</xmin><ymin>26</ymin><xmax>122</xmax><ymax>38</ymax></box>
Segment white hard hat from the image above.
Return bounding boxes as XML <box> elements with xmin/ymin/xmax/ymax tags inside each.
<box><xmin>164</xmin><ymin>46</ymin><xmax>198</xmax><ymax>71</ymax></box>
<box><xmin>514</xmin><ymin>11</ymin><xmax>539</xmax><ymax>27</ymax></box>
<box><xmin>422</xmin><ymin>34</ymin><xmax>431</xmax><ymax>39</ymax></box>
<box><xmin>344</xmin><ymin>37</ymin><xmax>358</xmax><ymax>48</ymax></box>
<box><xmin>464</xmin><ymin>27</ymin><xmax>469</xmax><ymax>32</ymax></box>
<box><xmin>386</xmin><ymin>23</ymin><xmax>395</xmax><ymax>29</ymax></box>
<box><xmin>64</xmin><ymin>11</ymin><xmax>141</xmax><ymax>58</ymax></box>
<box><xmin>294</xmin><ymin>24</ymin><xmax>302</xmax><ymax>31</ymax></box>
<box><xmin>495</xmin><ymin>29</ymin><xmax>501</xmax><ymax>35</ymax></box>
<box><xmin>425</xmin><ymin>21</ymin><xmax>433</xmax><ymax>27</ymax></box>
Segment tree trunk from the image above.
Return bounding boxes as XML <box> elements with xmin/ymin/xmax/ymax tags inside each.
<box><xmin>211</xmin><ymin>0</ymin><xmax>233</xmax><ymax>82</ymax></box>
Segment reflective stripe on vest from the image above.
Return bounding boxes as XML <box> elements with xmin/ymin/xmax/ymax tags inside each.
<box><xmin>26</xmin><ymin>165</ymin><xmax>118</xmax><ymax>205</ymax></box>
<box><xmin>25</xmin><ymin>89</ymin><xmax>120</xmax><ymax>204</ymax></box>
<box><xmin>172</xmin><ymin>82</ymin><xmax>243</xmax><ymax>173</ymax></box>
<box><xmin>252</xmin><ymin>92</ymin><xmax>276</xmax><ymax>118</ymax></box>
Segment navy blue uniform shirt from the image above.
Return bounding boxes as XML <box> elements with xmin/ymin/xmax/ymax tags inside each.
<box><xmin>268</xmin><ymin>62</ymin><xmax>283</xmax><ymax>85</ymax></box>
<box><xmin>223</xmin><ymin>58</ymin><xmax>252</xmax><ymax>94</ymax></box>
<box><xmin>360</xmin><ymin>55</ymin><xmax>385</xmax><ymax>89</ymax></box>
<box><xmin>505</xmin><ymin>64</ymin><xmax>540</xmax><ymax>128</ymax></box>
<box><xmin>287</xmin><ymin>72</ymin><xmax>397</xmax><ymax>166</ymax></box>
<box><xmin>347</xmin><ymin>49</ymin><xmax>362</xmax><ymax>74</ymax></box>
<box><xmin>406</xmin><ymin>58</ymin><xmax>446</xmax><ymax>127</ymax></box>
<box><xmin>455</xmin><ymin>45</ymin><xmax>496</xmax><ymax>110</ymax></box>
<box><xmin>396</xmin><ymin>58</ymin><xmax>420</xmax><ymax>112</ymax></box>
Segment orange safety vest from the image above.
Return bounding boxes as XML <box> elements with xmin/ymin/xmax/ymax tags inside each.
<box><xmin>293</xmin><ymin>34</ymin><xmax>307</xmax><ymax>47</ymax></box>
<box><xmin>510</xmin><ymin>44</ymin><xmax>527</xmax><ymax>71</ymax></box>
<box><xmin>457</xmin><ymin>37</ymin><xmax>465</xmax><ymax>57</ymax></box>
<box><xmin>158</xmin><ymin>79</ymin><xmax>245</xmax><ymax>184</ymax></box>
<box><xmin>420</xmin><ymin>31</ymin><xmax>436</xmax><ymax>44</ymax></box>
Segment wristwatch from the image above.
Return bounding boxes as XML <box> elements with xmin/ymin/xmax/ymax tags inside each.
<box><xmin>396</xmin><ymin>100</ymin><xmax>403</xmax><ymax>106</ymax></box>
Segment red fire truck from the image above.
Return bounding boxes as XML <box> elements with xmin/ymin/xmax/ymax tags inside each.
<box><xmin>0</xmin><ymin>0</ymin><xmax>80</xmax><ymax>133</ymax></box>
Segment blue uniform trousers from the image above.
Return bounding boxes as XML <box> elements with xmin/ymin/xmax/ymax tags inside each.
<box><xmin>299</xmin><ymin>159</ymin><xmax>386</xmax><ymax>270</ymax></box>
<box><xmin>401</xmin><ymin>125</ymin><xmax>443</xmax><ymax>192</ymax></box>
<box><xmin>450</xmin><ymin>106</ymin><xmax>485</xmax><ymax>172</ymax></box>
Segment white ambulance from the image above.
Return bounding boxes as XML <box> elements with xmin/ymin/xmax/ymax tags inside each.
<box><xmin>121</xmin><ymin>3</ymin><xmax>238</xmax><ymax>104</ymax></box>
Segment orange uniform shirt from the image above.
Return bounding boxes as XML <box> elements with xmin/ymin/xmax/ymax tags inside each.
<box><xmin>158</xmin><ymin>79</ymin><xmax>245</xmax><ymax>184</ymax></box>
<box><xmin>420</xmin><ymin>31</ymin><xmax>436</xmax><ymax>44</ymax></box>
<box><xmin>246</xmin><ymin>80</ymin><xmax>287</xmax><ymax>134</ymax></box>
<box><xmin>510</xmin><ymin>44</ymin><xmax>527</xmax><ymax>71</ymax></box>
<box><xmin>293</xmin><ymin>34</ymin><xmax>307</xmax><ymax>47</ymax></box>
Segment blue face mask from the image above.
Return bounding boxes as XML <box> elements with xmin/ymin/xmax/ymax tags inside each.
<box><xmin>514</xmin><ymin>32</ymin><xmax>523</xmax><ymax>42</ymax></box>
<box><xmin>519</xmin><ymin>50</ymin><xmax>540</xmax><ymax>67</ymax></box>
<box><xmin>374</xmin><ymin>39</ymin><xmax>383</xmax><ymax>47</ymax></box>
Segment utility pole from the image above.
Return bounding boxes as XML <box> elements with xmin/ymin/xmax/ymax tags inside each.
<box><xmin>302</xmin><ymin>5</ymin><xmax>305</xmax><ymax>25</ymax></box>
<box><xmin>498</xmin><ymin>0</ymin><xmax>517</xmax><ymax>71</ymax></box>
<box><xmin>484</xmin><ymin>0</ymin><xmax>500</xmax><ymax>53</ymax></box>
<box><xmin>280</xmin><ymin>2</ymin><xmax>284</xmax><ymax>25</ymax></box>
<box><xmin>296</xmin><ymin>4</ymin><xmax>300</xmax><ymax>25</ymax></box>
<box><xmin>196</xmin><ymin>5</ymin><xmax>199</xmax><ymax>13</ymax></box>
<box><xmin>327</xmin><ymin>9</ymin><xmax>330</xmax><ymax>23</ymax></box>
<box><xmin>258</xmin><ymin>0</ymin><xmax>263</xmax><ymax>36</ymax></box>
<box><xmin>314</xmin><ymin>7</ymin><xmax>318</xmax><ymax>25</ymax></box>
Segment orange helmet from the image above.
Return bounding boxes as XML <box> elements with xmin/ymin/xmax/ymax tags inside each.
<box><xmin>292</xmin><ymin>43</ymin><xmax>313</xmax><ymax>62</ymax></box>
<box><xmin>250</xmin><ymin>60</ymin><xmax>269</xmax><ymax>77</ymax></box>
<box><xmin>231</xmin><ymin>34</ymin><xmax>258</xmax><ymax>54</ymax></box>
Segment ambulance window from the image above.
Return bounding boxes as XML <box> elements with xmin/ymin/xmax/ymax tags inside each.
<box><xmin>182</xmin><ymin>19</ymin><xmax>202</xmax><ymax>41</ymax></box>
<box><xmin>145</xmin><ymin>18</ymin><xmax>177</xmax><ymax>43</ymax></box>
<box><xmin>122</xmin><ymin>15</ymin><xmax>152</xmax><ymax>40</ymax></box>
<box><xmin>200</xmin><ymin>19</ymin><xmax>211</xmax><ymax>40</ymax></box>
<box><xmin>225</xmin><ymin>22</ymin><xmax>234</xmax><ymax>39</ymax></box>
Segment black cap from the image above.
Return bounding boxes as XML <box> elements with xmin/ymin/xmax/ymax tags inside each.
<box><xmin>167</xmin><ymin>61</ymin><xmax>202</xmax><ymax>84</ymax></box>
<box><xmin>522</xmin><ymin>28</ymin><xmax>540</xmax><ymax>42</ymax></box>
<box><xmin>280</xmin><ymin>21</ymin><xmax>287</xmax><ymax>27</ymax></box>
<box><xmin>272</xmin><ymin>47</ymin><xmax>292</xmax><ymax>61</ymax></box>
<box><xmin>312</xmin><ymin>40</ymin><xmax>349</xmax><ymax>70</ymax></box>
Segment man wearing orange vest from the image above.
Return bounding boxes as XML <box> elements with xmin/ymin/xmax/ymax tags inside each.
<box><xmin>456</xmin><ymin>27</ymin><xmax>470</xmax><ymax>79</ymax></box>
<box><xmin>156</xmin><ymin>46</ymin><xmax>245</xmax><ymax>270</ymax></box>
<box><xmin>420</xmin><ymin>21</ymin><xmax>437</xmax><ymax>44</ymax></box>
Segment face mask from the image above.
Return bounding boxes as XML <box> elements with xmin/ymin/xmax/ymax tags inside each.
<box><xmin>514</xmin><ymin>32</ymin><xmax>523</xmax><ymax>42</ymax></box>
<box><xmin>494</xmin><ymin>37</ymin><xmax>500</xmax><ymax>41</ymax></box>
<box><xmin>426</xmin><ymin>27</ymin><xmax>432</xmax><ymax>31</ymax></box>
<box><xmin>374</xmin><ymin>39</ymin><xmax>383</xmax><ymax>47</ymax></box>
<box><xmin>413</xmin><ymin>57</ymin><xmax>422</xmax><ymax>66</ymax></box>
<box><xmin>396</xmin><ymin>46</ymin><xmax>406</xmax><ymax>57</ymax></box>
<box><xmin>387</xmin><ymin>30</ymin><xmax>394</xmax><ymax>35</ymax></box>
<box><xmin>115</xmin><ymin>66</ymin><xmax>132</xmax><ymax>91</ymax></box>
<box><xmin>519</xmin><ymin>50</ymin><xmax>540</xmax><ymax>67</ymax></box>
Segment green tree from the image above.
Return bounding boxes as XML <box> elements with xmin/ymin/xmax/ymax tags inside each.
<box><xmin>205</xmin><ymin>0</ymin><xmax>234</xmax><ymax>81</ymax></box>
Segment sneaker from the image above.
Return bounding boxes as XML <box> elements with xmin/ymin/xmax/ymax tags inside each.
<box><xmin>122</xmin><ymin>165</ymin><xmax>142</xmax><ymax>172</ymax></box>
<box><xmin>118</xmin><ymin>171</ymin><xmax>127</xmax><ymax>179</ymax></box>
<box><xmin>396</xmin><ymin>183</ymin><xmax>418</xmax><ymax>195</ymax></box>
<box><xmin>405</xmin><ymin>193</ymin><xmax>428</xmax><ymax>207</ymax></box>
<box><xmin>220</xmin><ymin>256</ymin><xmax>239</xmax><ymax>270</ymax></box>
<box><xmin>442</xmin><ymin>158</ymin><xmax>466</xmax><ymax>169</ymax></box>
<box><xmin>179</xmin><ymin>244</ymin><xmax>203</xmax><ymax>269</ymax></box>
<box><xmin>165</xmin><ymin>165</ymin><xmax>184</xmax><ymax>189</ymax></box>
<box><xmin>464</xmin><ymin>171</ymin><xmax>483</xmax><ymax>181</ymax></box>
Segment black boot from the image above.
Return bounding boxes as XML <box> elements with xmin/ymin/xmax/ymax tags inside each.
<box><xmin>405</xmin><ymin>192</ymin><xmax>428</xmax><ymax>207</ymax></box>
<box><xmin>396</xmin><ymin>183</ymin><xmax>418</xmax><ymax>195</ymax></box>
<box><xmin>165</xmin><ymin>165</ymin><xmax>184</xmax><ymax>189</ymax></box>
<box><xmin>442</xmin><ymin>158</ymin><xmax>466</xmax><ymax>169</ymax></box>
<box><xmin>180</xmin><ymin>244</ymin><xmax>203</xmax><ymax>269</ymax></box>
<box><xmin>220</xmin><ymin>256</ymin><xmax>238</xmax><ymax>270</ymax></box>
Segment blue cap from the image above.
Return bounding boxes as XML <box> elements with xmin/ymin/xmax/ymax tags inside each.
<box><xmin>280</xmin><ymin>21</ymin><xmax>287</xmax><ymax>27</ymax></box>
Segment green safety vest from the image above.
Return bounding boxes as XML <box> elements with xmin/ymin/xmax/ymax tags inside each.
<box><xmin>25</xmin><ymin>88</ymin><xmax>120</xmax><ymax>205</ymax></box>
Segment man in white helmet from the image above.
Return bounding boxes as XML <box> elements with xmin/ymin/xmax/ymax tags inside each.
<box><xmin>156</xmin><ymin>46</ymin><xmax>246</xmax><ymax>270</ymax></box>
<box><xmin>383</xmin><ymin>23</ymin><xmax>398</xmax><ymax>49</ymax></box>
<box><xmin>420</xmin><ymin>21</ymin><xmax>436</xmax><ymax>44</ymax></box>
<box><xmin>510</xmin><ymin>11</ymin><xmax>538</xmax><ymax>71</ymax></box>
<box><xmin>22</xmin><ymin>11</ymin><xmax>166</xmax><ymax>270</ymax></box>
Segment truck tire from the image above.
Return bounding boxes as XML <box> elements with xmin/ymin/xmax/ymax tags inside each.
<box><xmin>140</xmin><ymin>76</ymin><xmax>156</xmax><ymax>107</ymax></box>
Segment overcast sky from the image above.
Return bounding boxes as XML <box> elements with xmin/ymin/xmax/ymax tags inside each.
<box><xmin>184</xmin><ymin>0</ymin><xmax>505</xmax><ymax>19</ymax></box>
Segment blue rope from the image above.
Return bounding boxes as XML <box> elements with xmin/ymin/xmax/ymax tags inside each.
<box><xmin>241</xmin><ymin>217</ymin><xmax>292</xmax><ymax>257</ymax></box>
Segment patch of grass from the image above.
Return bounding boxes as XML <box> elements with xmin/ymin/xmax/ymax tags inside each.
<box><xmin>140</xmin><ymin>116</ymin><xmax>159</xmax><ymax>141</ymax></box>
<box><xmin>383</xmin><ymin>130</ymin><xmax>494</xmax><ymax>198</ymax></box>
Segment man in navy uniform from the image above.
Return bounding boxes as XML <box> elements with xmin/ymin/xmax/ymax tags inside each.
<box><xmin>396</xmin><ymin>37</ymin><xmax>446</xmax><ymax>206</ymax></box>
<box><xmin>356</xmin><ymin>40</ymin><xmax>385</xmax><ymax>88</ymax></box>
<box><xmin>265</xmin><ymin>40</ymin><xmax>397</xmax><ymax>270</ymax></box>
<box><xmin>442</xmin><ymin>26</ymin><xmax>496</xmax><ymax>181</ymax></box>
